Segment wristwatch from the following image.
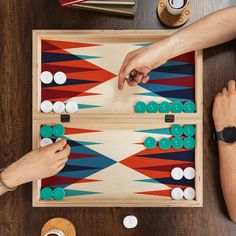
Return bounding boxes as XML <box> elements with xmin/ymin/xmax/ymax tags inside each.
<box><xmin>216</xmin><ymin>126</ymin><xmax>236</xmax><ymax>143</ymax></box>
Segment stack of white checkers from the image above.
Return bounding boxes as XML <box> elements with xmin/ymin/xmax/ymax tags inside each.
<box><xmin>40</xmin><ymin>71</ymin><xmax>67</xmax><ymax>85</ymax></box>
<box><xmin>41</xmin><ymin>101</ymin><xmax>78</xmax><ymax>114</ymax></box>
<box><xmin>171</xmin><ymin>167</ymin><xmax>196</xmax><ymax>200</ymax></box>
<box><xmin>40</xmin><ymin>137</ymin><xmax>62</xmax><ymax>148</ymax></box>
<box><xmin>40</xmin><ymin>71</ymin><xmax>78</xmax><ymax>114</ymax></box>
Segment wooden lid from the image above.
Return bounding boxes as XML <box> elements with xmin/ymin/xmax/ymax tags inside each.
<box><xmin>157</xmin><ymin>0</ymin><xmax>192</xmax><ymax>28</ymax></box>
<box><xmin>41</xmin><ymin>217</ymin><xmax>76</xmax><ymax>236</ymax></box>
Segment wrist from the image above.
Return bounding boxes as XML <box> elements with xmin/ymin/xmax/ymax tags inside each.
<box><xmin>215</xmin><ymin>125</ymin><xmax>224</xmax><ymax>132</ymax></box>
<box><xmin>1</xmin><ymin>165</ymin><xmax>22</xmax><ymax>188</ymax></box>
<box><xmin>215</xmin><ymin>124</ymin><xmax>236</xmax><ymax>132</ymax></box>
<box><xmin>149</xmin><ymin>36</ymin><xmax>180</xmax><ymax>66</ymax></box>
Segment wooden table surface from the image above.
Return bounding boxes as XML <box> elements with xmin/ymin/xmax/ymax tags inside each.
<box><xmin>0</xmin><ymin>0</ymin><xmax>236</xmax><ymax>235</ymax></box>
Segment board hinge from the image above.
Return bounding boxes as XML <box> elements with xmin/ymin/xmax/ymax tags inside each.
<box><xmin>60</xmin><ymin>114</ymin><xmax>70</xmax><ymax>123</ymax></box>
<box><xmin>165</xmin><ymin>114</ymin><xmax>175</xmax><ymax>123</ymax></box>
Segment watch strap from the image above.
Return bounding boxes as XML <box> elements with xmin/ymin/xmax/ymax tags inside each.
<box><xmin>216</xmin><ymin>131</ymin><xmax>225</xmax><ymax>141</ymax></box>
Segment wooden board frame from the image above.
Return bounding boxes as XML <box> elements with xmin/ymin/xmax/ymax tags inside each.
<box><xmin>32</xmin><ymin>30</ymin><xmax>203</xmax><ymax>207</ymax></box>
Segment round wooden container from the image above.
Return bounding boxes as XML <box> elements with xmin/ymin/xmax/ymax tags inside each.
<box><xmin>157</xmin><ymin>0</ymin><xmax>192</xmax><ymax>28</ymax></box>
<box><xmin>41</xmin><ymin>217</ymin><xmax>76</xmax><ymax>236</ymax></box>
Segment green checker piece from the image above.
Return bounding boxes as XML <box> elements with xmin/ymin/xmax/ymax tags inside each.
<box><xmin>184</xmin><ymin>137</ymin><xmax>196</xmax><ymax>150</ymax></box>
<box><xmin>171</xmin><ymin>101</ymin><xmax>183</xmax><ymax>113</ymax></box>
<box><xmin>147</xmin><ymin>101</ymin><xmax>159</xmax><ymax>113</ymax></box>
<box><xmin>53</xmin><ymin>124</ymin><xmax>65</xmax><ymax>137</ymax></box>
<box><xmin>53</xmin><ymin>187</ymin><xmax>65</xmax><ymax>200</ymax></box>
<box><xmin>159</xmin><ymin>138</ymin><xmax>171</xmax><ymax>150</ymax></box>
<box><xmin>134</xmin><ymin>101</ymin><xmax>147</xmax><ymax>113</ymax></box>
<box><xmin>40</xmin><ymin>125</ymin><xmax>53</xmax><ymax>138</ymax></box>
<box><xmin>159</xmin><ymin>101</ymin><xmax>171</xmax><ymax>113</ymax></box>
<box><xmin>183</xmin><ymin>101</ymin><xmax>196</xmax><ymax>113</ymax></box>
<box><xmin>144</xmin><ymin>137</ymin><xmax>156</xmax><ymax>149</ymax></box>
<box><xmin>183</xmin><ymin>125</ymin><xmax>196</xmax><ymax>137</ymax></box>
<box><xmin>40</xmin><ymin>187</ymin><xmax>53</xmax><ymax>201</ymax></box>
<box><xmin>171</xmin><ymin>124</ymin><xmax>183</xmax><ymax>137</ymax></box>
<box><xmin>171</xmin><ymin>137</ymin><xmax>184</xmax><ymax>149</ymax></box>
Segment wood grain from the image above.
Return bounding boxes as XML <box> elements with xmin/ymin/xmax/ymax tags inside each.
<box><xmin>0</xmin><ymin>0</ymin><xmax>236</xmax><ymax>235</ymax></box>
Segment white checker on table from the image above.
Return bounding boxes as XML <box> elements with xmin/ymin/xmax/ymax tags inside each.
<box><xmin>40</xmin><ymin>138</ymin><xmax>53</xmax><ymax>147</ymax></box>
<box><xmin>41</xmin><ymin>100</ymin><xmax>53</xmax><ymax>113</ymax></box>
<box><xmin>40</xmin><ymin>71</ymin><xmax>53</xmax><ymax>84</ymax></box>
<box><xmin>171</xmin><ymin>167</ymin><xmax>184</xmax><ymax>180</ymax></box>
<box><xmin>54</xmin><ymin>71</ymin><xmax>67</xmax><ymax>85</ymax></box>
<box><xmin>171</xmin><ymin>187</ymin><xmax>184</xmax><ymax>200</ymax></box>
<box><xmin>66</xmin><ymin>102</ymin><xmax>78</xmax><ymax>113</ymax></box>
<box><xmin>53</xmin><ymin>102</ymin><xmax>66</xmax><ymax>113</ymax></box>
<box><xmin>184</xmin><ymin>187</ymin><xmax>196</xmax><ymax>200</ymax></box>
<box><xmin>184</xmin><ymin>167</ymin><xmax>196</xmax><ymax>180</ymax></box>
<box><xmin>123</xmin><ymin>215</ymin><xmax>138</xmax><ymax>229</ymax></box>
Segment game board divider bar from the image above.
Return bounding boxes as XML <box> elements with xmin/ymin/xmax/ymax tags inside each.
<box><xmin>33</xmin><ymin>114</ymin><xmax>203</xmax><ymax>122</ymax></box>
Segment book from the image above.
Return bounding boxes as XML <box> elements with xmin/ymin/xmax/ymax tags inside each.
<box><xmin>72</xmin><ymin>0</ymin><xmax>138</xmax><ymax>17</ymax></box>
<box><xmin>60</xmin><ymin>0</ymin><xmax>88</xmax><ymax>6</ymax></box>
<box><xmin>83</xmin><ymin>0</ymin><xmax>135</xmax><ymax>5</ymax></box>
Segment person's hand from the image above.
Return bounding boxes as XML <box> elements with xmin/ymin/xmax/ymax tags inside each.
<box><xmin>213</xmin><ymin>80</ymin><xmax>236</xmax><ymax>132</ymax></box>
<box><xmin>1</xmin><ymin>139</ymin><xmax>70</xmax><ymax>188</ymax></box>
<box><xmin>118</xmin><ymin>38</ymin><xmax>173</xmax><ymax>90</ymax></box>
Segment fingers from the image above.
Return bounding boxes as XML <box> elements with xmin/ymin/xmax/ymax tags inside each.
<box><xmin>141</xmin><ymin>75</ymin><xmax>150</xmax><ymax>84</ymax></box>
<box><xmin>118</xmin><ymin>54</ymin><xmax>133</xmax><ymax>90</ymax></box>
<box><xmin>133</xmin><ymin>73</ymin><xmax>143</xmax><ymax>84</ymax></box>
<box><xmin>222</xmin><ymin>87</ymin><xmax>227</xmax><ymax>95</ymax></box>
<box><xmin>126</xmin><ymin>74</ymin><xmax>150</xmax><ymax>87</ymax></box>
<box><xmin>127</xmin><ymin>80</ymin><xmax>138</xmax><ymax>87</ymax></box>
<box><xmin>56</xmin><ymin>144</ymin><xmax>70</xmax><ymax>160</ymax></box>
<box><xmin>56</xmin><ymin>162</ymin><xmax>66</xmax><ymax>172</ymax></box>
<box><xmin>56</xmin><ymin>156</ymin><xmax>69</xmax><ymax>167</ymax></box>
<box><xmin>220</xmin><ymin>80</ymin><xmax>236</xmax><ymax>96</ymax></box>
<box><xmin>118</xmin><ymin>61</ymin><xmax>136</xmax><ymax>90</ymax></box>
<box><xmin>47</xmin><ymin>139</ymin><xmax>67</xmax><ymax>152</ymax></box>
<box><xmin>228</xmin><ymin>80</ymin><xmax>236</xmax><ymax>94</ymax></box>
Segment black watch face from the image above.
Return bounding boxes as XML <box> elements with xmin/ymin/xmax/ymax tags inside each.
<box><xmin>223</xmin><ymin>127</ymin><xmax>236</xmax><ymax>143</ymax></box>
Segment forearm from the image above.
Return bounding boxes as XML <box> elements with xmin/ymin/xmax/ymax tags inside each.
<box><xmin>162</xmin><ymin>7</ymin><xmax>236</xmax><ymax>58</ymax></box>
<box><xmin>218</xmin><ymin>142</ymin><xmax>236</xmax><ymax>223</ymax></box>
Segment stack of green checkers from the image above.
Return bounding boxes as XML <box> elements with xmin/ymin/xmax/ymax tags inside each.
<box><xmin>134</xmin><ymin>101</ymin><xmax>196</xmax><ymax>113</ymax></box>
<box><xmin>144</xmin><ymin>125</ymin><xmax>196</xmax><ymax>151</ymax></box>
<box><xmin>40</xmin><ymin>187</ymin><xmax>65</xmax><ymax>200</ymax></box>
<box><xmin>170</xmin><ymin>124</ymin><xmax>196</xmax><ymax>150</ymax></box>
<box><xmin>40</xmin><ymin>124</ymin><xmax>65</xmax><ymax>138</ymax></box>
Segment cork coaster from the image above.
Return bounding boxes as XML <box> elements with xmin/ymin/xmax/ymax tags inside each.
<box><xmin>157</xmin><ymin>0</ymin><xmax>192</xmax><ymax>28</ymax></box>
<box><xmin>41</xmin><ymin>217</ymin><xmax>76</xmax><ymax>236</ymax></box>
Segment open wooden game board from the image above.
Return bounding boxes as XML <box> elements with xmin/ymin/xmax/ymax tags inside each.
<box><xmin>32</xmin><ymin>30</ymin><xmax>203</xmax><ymax>207</ymax></box>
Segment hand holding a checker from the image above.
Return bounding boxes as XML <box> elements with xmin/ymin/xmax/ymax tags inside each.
<box><xmin>0</xmin><ymin>139</ymin><xmax>70</xmax><ymax>191</ymax></box>
<box><xmin>118</xmin><ymin>39</ymin><xmax>171</xmax><ymax>90</ymax></box>
<box><xmin>118</xmin><ymin>7</ymin><xmax>236</xmax><ymax>90</ymax></box>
